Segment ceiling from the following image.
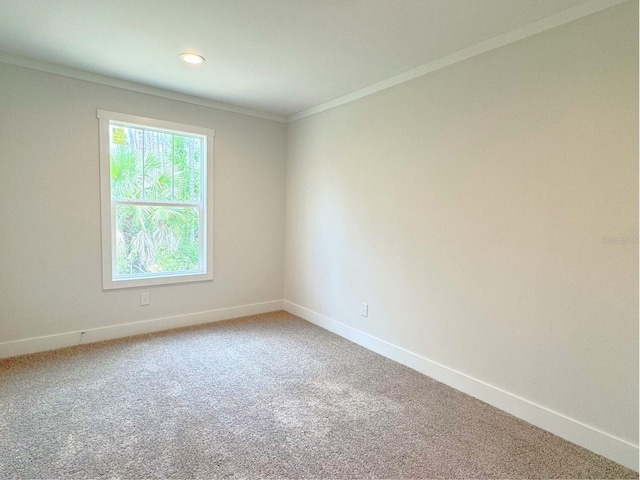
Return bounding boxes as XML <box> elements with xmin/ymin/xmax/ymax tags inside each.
<box><xmin>0</xmin><ymin>0</ymin><xmax>609</xmax><ymax>118</ymax></box>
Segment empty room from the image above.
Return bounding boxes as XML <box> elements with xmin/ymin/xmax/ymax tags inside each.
<box><xmin>0</xmin><ymin>0</ymin><xmax>637</xmax><ymax>478</ymax></box>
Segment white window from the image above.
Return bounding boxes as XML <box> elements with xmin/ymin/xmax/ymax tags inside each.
<box><xmin>98</xmin><ymin>110</ymin><xmax>214</xmax><ymax>289</ymax></box>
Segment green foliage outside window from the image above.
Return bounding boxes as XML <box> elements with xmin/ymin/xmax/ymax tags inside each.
<box><xmin>110</xmin><ymin>126</ymin><xmax>203</xmax><ymax>276</ymax></box>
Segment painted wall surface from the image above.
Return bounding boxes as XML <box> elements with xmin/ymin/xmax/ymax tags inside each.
<box><xmin>0</xmin><ymin>62</ymin><xmax>286</xmax><ymax>341</ymax></box>
<box><xmin>284</xmin><ymin>2</ymin><xmax>638</xmax><ymax>445</ymax></box>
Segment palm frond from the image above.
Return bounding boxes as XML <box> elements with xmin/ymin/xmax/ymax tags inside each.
<box><xmin>133</xmin><ymin>230</ymin><xmax>156</xmax><ymax>268</ymax></box>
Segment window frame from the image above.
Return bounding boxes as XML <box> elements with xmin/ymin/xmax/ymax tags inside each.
<box><xmin>98</xmin><ymin>110</ymin><xmax>214</xmax><ymax>290</ymax></box>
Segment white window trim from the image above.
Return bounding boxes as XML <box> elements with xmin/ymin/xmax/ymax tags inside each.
<box><xmin>98</xmin><ymin>109</ymin><xmax>214</xmax><ymax>290</ymax></box>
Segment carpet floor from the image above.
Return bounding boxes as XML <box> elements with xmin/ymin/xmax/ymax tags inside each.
<box><xmin>0</xmin><ymin>311</ymin><xmax>637</xmax><ymax>479</ymax></box>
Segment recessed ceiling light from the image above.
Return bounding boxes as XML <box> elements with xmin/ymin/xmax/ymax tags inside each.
<box><xmin>180</xmin><ymin>52</ymin><xmax>205</xmax><ymax>65</ymax></box>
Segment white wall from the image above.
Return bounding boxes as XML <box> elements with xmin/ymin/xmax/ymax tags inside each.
<box><xmin>285</xmin><ymin>0</ymin><xmax>637</xmax><ymax>459</ymax></box>
<box><xmin>0</xmin><ymin>62</ymin><xmax>286</xmax><ymax>346</ymax></box>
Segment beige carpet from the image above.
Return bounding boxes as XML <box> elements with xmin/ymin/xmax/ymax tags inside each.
<box><xmin>0</xmin><ymin>311</ymin><xmax>637</xmax><ymax>479</ymax></box>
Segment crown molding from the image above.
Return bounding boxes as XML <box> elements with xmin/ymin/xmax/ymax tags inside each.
<box><xmin>287</xmin><ymin>0</ymin><xmax>629</xmax><ymax>123</ymax></box>
<box><xmin>0</xmin><ymin>52</ymin><xmax>287</xmax><ymax>123</ymax></box>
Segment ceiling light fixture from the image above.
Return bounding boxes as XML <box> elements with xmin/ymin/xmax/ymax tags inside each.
<box><xmin>180</xmin><ymin>52</ymin><xmax>205</xmax><ymax>65</ymax></box>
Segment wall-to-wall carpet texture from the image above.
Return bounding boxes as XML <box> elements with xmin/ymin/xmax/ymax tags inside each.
<box><xmin>0</xmin><ymin>312</ymin><xmax>636</xmax><ymax>479</ymax></box>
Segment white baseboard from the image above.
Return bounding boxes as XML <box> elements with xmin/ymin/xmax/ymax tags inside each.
<box><xmin>283</xmin><ymin>300</ymin><xmax>639</xmax><ymax>472</ymax></box>
<box><xmin>0</xmin><ymin>300</ymin><xmax>284</xmax><ymax>360</ymax></box>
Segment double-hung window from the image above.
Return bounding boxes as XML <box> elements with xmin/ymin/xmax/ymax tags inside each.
<box><xmin>98</xmin><ymin>110</ymin><xmax>214</xmax><ymax>289</ymax></box>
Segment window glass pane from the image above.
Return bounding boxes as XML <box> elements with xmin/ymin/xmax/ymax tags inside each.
<box><xmin>173</xmin><ymin>135</ymin><xmax>202</xmax><ymax>202</ymax></box>
<box><xmin>114</xmin><ymin>204</ymin><xmax>201</xmax><ymax>276</ymax></box>
<box><xmin>111</xmin><ymin>125</ymin><xmax>203</xmax><ymax>203</ymax></box>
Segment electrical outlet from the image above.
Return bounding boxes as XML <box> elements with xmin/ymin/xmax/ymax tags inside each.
<box><xmin>140</xmin><ymin>292</ymin><xmax>150</xmax><ymax>306</ymax></box>
<box><xmin>360</xmin><ymin>303</ymin><xmax>368</xmax><ymax>317</ymax></box>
